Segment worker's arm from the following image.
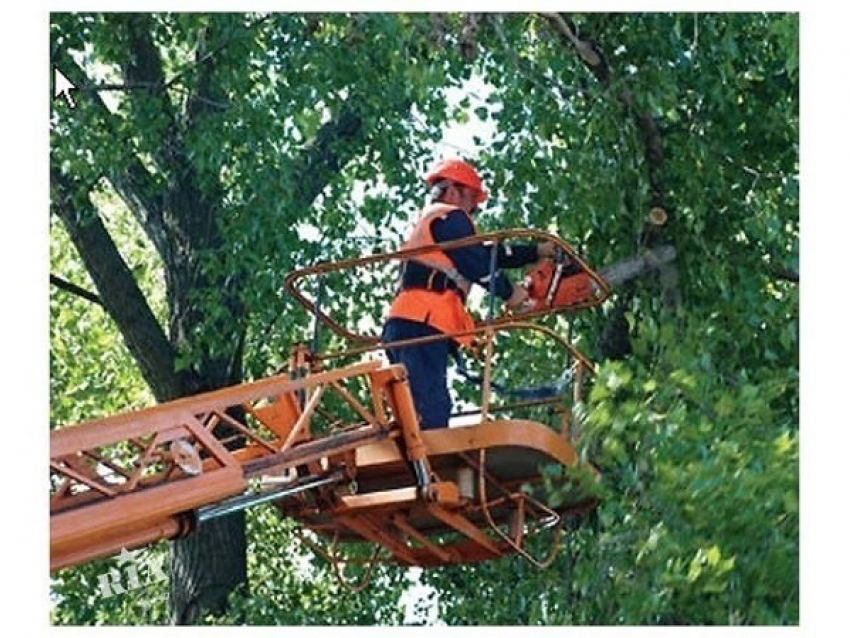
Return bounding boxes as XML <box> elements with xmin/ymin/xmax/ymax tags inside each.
<box><xmin>431</xmin><ymin>211</ymin><xmax>539</xmax><ymax>299</ymax></box>
<box><xmin>496</xmin><ymin>242</ymin><xmax>543</xmax><ymax>268</ymax></box>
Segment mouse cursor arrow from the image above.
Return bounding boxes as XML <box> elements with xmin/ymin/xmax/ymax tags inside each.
<box><xmin>53</xmin><ymin>66</ymin><xmax>78</xmax><ymax>109</ymax></box>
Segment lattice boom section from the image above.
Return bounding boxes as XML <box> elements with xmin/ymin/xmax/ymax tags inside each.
<box><xmin>50</xmin><ymin>417</ymin><xmax>233</xmax><ymax>514</ymax></box>
<box><xmin>49</xmin><ymin>361</ymin><xmax>395</xmax><ymax>516</ymax></box>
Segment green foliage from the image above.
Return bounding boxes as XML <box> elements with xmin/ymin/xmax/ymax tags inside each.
<box><xmin>51</xmin><ymin>546</ymin><xmax>171</xmax><ymax>625</ymax></box>
<box><xmin>51</xmin><ymin>11</ymin><xmax>797</xmax><ymax>626</ymax></box>
<box><xmin>575</xmin><ymin>317</ymin><xmax>798</xmax><ymax>624</ymax></box>
<box><xmin>198</xmin><ymin>508</ymin><xmax>409</xmax><ymax>625</ymax></box>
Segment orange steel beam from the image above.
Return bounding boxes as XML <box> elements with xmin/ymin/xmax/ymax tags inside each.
<box><xmin>354</xmin><ymin>419</ymin><xmax>579</xmax><ymax>470</ymax></box>
<box><xmin>51</xmin><ymin>422</ymin><xmax>233</xmax><ymax>515</ymax></box>
<box><xmin>335</xmin><ymin>482</ymin><xmax>461</xmax><ymax>514</ymax></box>
<box><xmin>391</xmin><ymin>514</ymin><xmax>456</xmax><ymax>563</ymax></box>
<box><xmin>51</xmin><ymin>465</ymin><xmax>244</xmax><ymax>572</ymax></box>
<box><xmin>318</xmin><ymin>320</ymin><xmax>594</xmax><ymax>372</ymax></box>
<box><xmin>425</xmin><ymin>503</ymin><xmax>502</xmax><ymax>557</ymax></box>
<box><xmin>53</xmin><ymin>518</ymin><xmax>188</xmax><ymax>573</ymax></box>
<box><xmin>207</xmin><ymin>409</ymin><xmax>280</xmax><ymax>454</ymax></box>
<box><xmin>336</xmin><ymin>514</ymin><xmax>420</xmax><ymax>566</ymax></box>
<box><xmin>50</xmin><ymin>460</ymin><xmax>118</xmax><ymax>497</ymax></box>
<box><xmin>50</xmin><ymin>361</ymin><xmax>386</xmax><ymax>513</ymax></box>
<box><xmin>278</xmin><ymin>384</ymin><xmax>326</xmax><ymax>455</ymax></box>
<box><xmin>240</xmin><ymin>423</ymin><xmax>390</xmax><ymax>476</ymax></box>
<box><xmin>329</xmin><ymin>380</ymin><xmax>381</xmax><ymax>427</ymax></box>
<box><xmin>382</xmin><ymin>368</ymin><xmax>431</xmax><ymax>483</ymax></box>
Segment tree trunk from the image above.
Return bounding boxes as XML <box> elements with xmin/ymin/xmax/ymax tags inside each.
<box><xmin>169</xmin><ymin>511</ymin><xmax>247</xmax><ymax>625</ymax></box>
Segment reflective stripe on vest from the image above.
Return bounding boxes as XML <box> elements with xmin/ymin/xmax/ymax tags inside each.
<box><xmin>387</xmin><ymin>203</ymin><xmax>477</xmax><ymax>345</ymax></box>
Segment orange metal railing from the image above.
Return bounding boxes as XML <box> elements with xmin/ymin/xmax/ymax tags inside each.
<box><xmin>283</xmin><ymin>228</ymin><xmax>611</xmax><ymax>346</ymax></box>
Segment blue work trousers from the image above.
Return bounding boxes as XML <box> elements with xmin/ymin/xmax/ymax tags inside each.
<box><xmin>382</xmin><ymin>318</ymin><xmax>452</xmax><ymax>430</ymax></box>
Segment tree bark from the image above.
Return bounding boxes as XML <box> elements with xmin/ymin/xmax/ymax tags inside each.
<box><xmin>541</xmin><ymin>13</ymin><xmax>682</xmax><ymax>353</ymax></box>
<box><xmin>169</xmin><ymin>511</ymin><xmax>247</xmax><ymax>625</ymax></box>
<box><xmin>595</xmin><ymin>246</ymin><xmax>678</xmax><ymax>359</ymax></box>
<box><xmin>51</xmin><ymin>45</ymin><xmax>172</xmax><ymax>264</ymax></box>
<box><xmin>52</xmin><ymin>14</ymin><xmax>425</xmax><ymax>623</ymax></box>
<box><xmin>51</xmin><ymin>170</ymin><xmax>192</xmax><ymax>402</ymax></box>
<box><xmin>598</xmin><ymin>245</ymin><xmax>676</xmax><ymax>287</ymax></box>
<box><xmin>115</xmin><ymin>14</ymin><xmax>378</xmax><ymax>624</ymax></box>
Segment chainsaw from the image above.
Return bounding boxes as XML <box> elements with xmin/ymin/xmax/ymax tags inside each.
<box><xmin>522</xmin><ymin>252</ymin><xmax>596</xmax><ymax>312</ymax></box>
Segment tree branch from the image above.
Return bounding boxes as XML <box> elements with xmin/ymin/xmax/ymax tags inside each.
<box><xmin>770</xmin><ymin>267</ymin><xmax>799</xmax><ymax>283</ymax></box>
<box><xmin>598</xmin><ymin>245</ymin><xmax>677</xmax><ymax>287</ymax></box>
<box><xmin>597</xmin><ymin>245</ymin><xmax>680</xmax><ymax>358</ymax></box>
<box><xmin>541</xmin><ymin>13</ymin><xmax>668</xmax><ymax>213</ymax></box>
<box><xmin>116</xmin><ymin>14</ymin><xmax>244</xmax><ymax>378</ymax></box>
<box><xmin>289</xmin><ymin>101</ymin><xmax>365</xmax><ymax>209</ymax></box>
<box><xmin>51</xmin><ymin>46</ymin><xmax>172</xmax><ymax>265</ymax></box>
<box><xmin>541</xmin><ymin>12</ymin><xmax>678</xmax><ymax>316</ymax></box>
<box><xmin>540</xmin><ymin>13</ymin><xmax>610</xmax><ymax>84</ymax></box>
<box><xmin>285</xmin><ymin>16</ymin><xmax>430</xmax><ymax>210</ymax></box>
<box><xmin>50</xmin><ymin>275</ymin><xmax>102</xmax><ymax>306</ymax></box>
<box><xmin>51</xmin><ymin>168</ymin><xmax>197</xmax><ymax>402</ymax></box>
<box><xmin>118</xmin><ymin>13</ymin><xmax>219</xmax><ymax>256</ymax></box>
<box><xmin>185</xmin><ymin>18</ymin><xmax>233</xmax><ymax>129</ymax></box>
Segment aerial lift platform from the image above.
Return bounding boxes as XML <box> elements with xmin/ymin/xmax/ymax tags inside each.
<box><xmin>50</xmin><ymin>230</ymin><xmax>610</xmax><ymax>580</ymax></box>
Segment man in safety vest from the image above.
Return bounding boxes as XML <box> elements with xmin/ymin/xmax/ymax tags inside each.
<box><xmin>382</xmin><ymin>158</ymin><xmax>556</xmax><ymax>430</ymax></box>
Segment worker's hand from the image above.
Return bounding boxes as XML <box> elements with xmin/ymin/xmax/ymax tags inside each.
<box><xmin>537</xmin><ymin>241</ymin><xmax>558</xmax><ymax>260</ymax></box>
<box><xmin>505</xmin><ymin>283</ymin><xmax>530</xmax><ymax>310</ymax></box>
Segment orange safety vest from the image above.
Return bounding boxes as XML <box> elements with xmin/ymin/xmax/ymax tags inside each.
<box><xmin>387</xmin><ymin>203</ymin><xmax>477</xmax><ymax>345</ymax></box>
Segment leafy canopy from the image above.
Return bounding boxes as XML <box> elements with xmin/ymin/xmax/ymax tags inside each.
<box><xmin>50</xmin><ymin>12</ymin><xmax>797</xmax><ymax>625</ymax></box>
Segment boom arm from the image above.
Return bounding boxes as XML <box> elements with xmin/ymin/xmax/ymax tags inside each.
<box><xmin>50</xmin><ymin>358</ymin><xmax>422</xmax><ymax>572</ymax></box>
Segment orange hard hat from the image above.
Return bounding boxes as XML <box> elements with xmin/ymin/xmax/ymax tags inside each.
<box><xmin>425</xmin><ymin>158</ymin><xmax>488</xmax><ymax>204</ymax></box>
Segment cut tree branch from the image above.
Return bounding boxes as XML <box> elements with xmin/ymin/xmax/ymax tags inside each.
<box><xmin>596</xmin><ymin>245</ymin><xmax>680</xmax><ymax>358</ymax></box>
<box><xmin>541</xmin><ymin>13</ymin><xmax>679</xmax><ymax>310</ymax></box>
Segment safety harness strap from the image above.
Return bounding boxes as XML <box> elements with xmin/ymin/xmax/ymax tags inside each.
<box><xmin>399</xmin><ymin>261</ymin><xmax>467</xmax><ymax>300</ymax></box>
